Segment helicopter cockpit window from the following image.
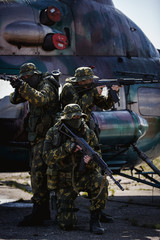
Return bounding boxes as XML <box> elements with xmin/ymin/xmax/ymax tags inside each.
<box><xmin>138</xmin><ymin>87</ymin><xmax>160</xmax><ymax>116</ymax></box>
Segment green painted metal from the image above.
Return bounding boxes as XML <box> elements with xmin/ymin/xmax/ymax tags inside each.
<box><xmin>93</xmin><ymin>110</ymin><xmax>148</xmax><ymax>145</ymax></box>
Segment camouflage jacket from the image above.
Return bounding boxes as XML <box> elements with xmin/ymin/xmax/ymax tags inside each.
<box><xmin>60</xmin><ymin>82</ymin><xmax>114</xmax><ymax>122</ymax></box>
<box><xmin>43</xmin><ymin>120</ymin><xmax>101</xmax><ymax>175</ymax></box>
<box><xmin>10</xmin><ymin>75</ymin><xmax>60</xmax><ymax>143</ymax></box>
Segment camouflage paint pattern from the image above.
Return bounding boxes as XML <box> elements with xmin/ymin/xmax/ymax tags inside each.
<box><xmin>10</xmin><ymin>75</ymin><xmax>60</xmax><ymax>141</ymax></box>
<box><xmin>92</xmin><ymin>110</ymin><xmax>149</xmax><ymax>170</ymax></box>
<box><xmin>0</xmin><ymin>0</ymin><xmax>159</xmax><ymax>78</ymax></box>
<box><xmin>60</xmin><ymin>81</ymin><xmax>114</xmax><ymax>122</ymax></box>
<box><xmin>10</xmin><ymin>73</ymin><xmax>60</xmax><ymax>204</ymax></box>
<box><xmin>19</xmin><ymin>62</ymin><xmax>41</xmax><ymax>77</ymax></box>
<box><xmin>43</xmin><ymin>119</ymin><xmax>108</xmax><ymax>229</ymax></box>
<box><xmin>30</xmin><ymin>141</ymin><xmax>49</xmax><ymax>204</ymax></box>
<box><xmin>67</xmin><ymin>67</ymin><xmax>99</xmax><ymax>82</ymax></box>
<box><xmin>56</xmin><ymin>173</ymin><xmax>108</xmax><ymax>230</ymax></box>
<box><xmin>0</xmin><ymin>0</ymin><xmax>160</xmax><ymax>172</ymax></box>
<box><xmin>60</xmin><ymin>103</ymin><xmax>87</xmax><ymax>120</ymax></box>
<box><xmin>43</xmin><ymin>120</ymin><xmax>101</xmax><ymax>169</ymax></box>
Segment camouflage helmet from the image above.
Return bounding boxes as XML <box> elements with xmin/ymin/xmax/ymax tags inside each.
<box><xmin>66</xmin><ymin>67</ymin><xmax>99</xmax><ymax>82</ymax></box>
<box><xmin>61</xmin><ymin>104</ymin><xmax>87</xmax><ymax>120</ymax></box>
<box><xmin>19</xmin><ymin>63</ymin><xmax>41</xmax><ymax>77</ymax></box>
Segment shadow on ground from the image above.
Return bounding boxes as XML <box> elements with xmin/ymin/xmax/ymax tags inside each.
<box><xmin>0</xmin><ymin>194</ymin><xmax>160</xmax><ymax>240</ymax></box>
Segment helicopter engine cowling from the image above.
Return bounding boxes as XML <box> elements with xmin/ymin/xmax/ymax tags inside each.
<box><xmin>92</xmin><ymin>110</ymin><xmax>148</xmax><ymax>146</ymax></box>
<box><xmin>92</xmin><ymin>110</ymin><xmax>149</xmax><ymax>171</ymax></box>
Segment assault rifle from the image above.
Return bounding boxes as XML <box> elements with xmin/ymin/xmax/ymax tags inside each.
<box><xmin>59</xmin><ymin>123</ymin><xmax>124</xmax><ymax>191</ymax></box>
<box><xmin>93</xmin><ymin>75</ymin><xmax>160</xmax><ymax>103</ymax></box>
<box><xmin>0</xmin><ymin>74</ymin><xmax>19</xmax><ymax>84</ymax></box>
<box><xmin>0</xmin><ymin>70</ymin><xmax>61</xmax><ymax>100</ymax></box>
<box><xmin>0</xmin><ymin>70</ymin><xmax>61</xmax><ymax>83</ymax></box>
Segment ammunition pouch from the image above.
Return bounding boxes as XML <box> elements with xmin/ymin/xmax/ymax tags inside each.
<box><xmin>46</xmin><ymin>167</ymin><xmax>59</xmax><ymax>191</ymax></box>
<box><xmin>59</xmin><ymin>172</ymin><xmax>72</xmax><ymax>179</ymax></box>
<box><xmin>58</xmin><ymin>171</ymin><xmax>72</xmax><ymax>187</ymax></box>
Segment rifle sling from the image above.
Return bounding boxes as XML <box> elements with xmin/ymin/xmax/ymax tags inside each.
<box><xmin>71</xmin><ymin>154</ymin><xmax>106</xmax><ymax>200</ymax></box>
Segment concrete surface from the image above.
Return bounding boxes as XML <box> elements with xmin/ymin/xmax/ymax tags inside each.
<box><xmin>0</xmin><ymin>172</ymin><xmax>160</xmax><ymax>240</ymax></box>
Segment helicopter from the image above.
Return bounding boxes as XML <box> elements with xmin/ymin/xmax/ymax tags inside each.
<box><xmin>0</xmin><ymin>0</ymin><xmax>160</xmax><ymax>189</ymax></box>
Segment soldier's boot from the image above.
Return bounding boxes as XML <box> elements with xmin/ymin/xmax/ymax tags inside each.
<box><xmin>41</xmin><ymin>200</ymin><xmax>51</xmax><ymax>220</ymax></box>
<box><xmin>90</xmin><ymin>209</ymin><xmax>104</xmax><ymax>235</ymax></box>
<box><xmin>18</xmin><ymin>202</ymin><xmax>48</xmax><ymax>226</ymax></box>
<box><xmin>100</xmin><ymin>211</ymin><xmax>114</xmax><ymax>223</ymax></box>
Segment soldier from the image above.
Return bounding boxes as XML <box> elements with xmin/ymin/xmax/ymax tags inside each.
<box><xmin>60</xmin><ymin>67</ymin><xmax>119</xmax><ymax>223</ymax></box>
<box><xmin>10</xmin><ymin>62</ymin><xmax>60</xmax><ymax>226</ymax></box>
<box><xmin>43</xmin><ymin>104</ymin><xmax>109</xmax><ymax>234</ymax></box>
<box><xmin>60</xmin><ymin>66</ymin><xmax>120</xmax><ymax>132</ymax></box>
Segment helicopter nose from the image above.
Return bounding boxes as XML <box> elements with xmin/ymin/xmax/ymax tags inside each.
<box><xmin>92</xmin><ymin>110</ymin><xmax>148</xmax><ymax>146</ymax></box>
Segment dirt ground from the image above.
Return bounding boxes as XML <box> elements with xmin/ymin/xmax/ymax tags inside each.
<box><xmin>0</xmin><ymin>172</ymin><xmax>160</xmax><ymax>240</ymax></box>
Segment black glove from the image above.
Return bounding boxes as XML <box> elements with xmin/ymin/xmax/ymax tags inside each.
<box><xmin>10</xmin><ymin>78</ymin><xmax>23</xmax><ymax>89</ymax></box>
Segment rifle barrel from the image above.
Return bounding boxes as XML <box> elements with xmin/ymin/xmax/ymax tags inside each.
<box><xmin>0</xmin><ymin>74</ymin><xmax>17</xmax><ymax>81</ymax></box>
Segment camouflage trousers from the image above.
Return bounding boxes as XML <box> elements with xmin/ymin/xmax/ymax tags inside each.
<box><xmin>56</xmin><ymin>171</ymin><xmax>108</xmax><ymax>230</ymax></box>
<box><xmin>30</xmin><ymin>141</ymin><xmax>49</xmax><ymax>204</ymax></box>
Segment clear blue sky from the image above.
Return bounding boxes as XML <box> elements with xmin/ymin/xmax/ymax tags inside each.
<box><xmin>113</xmin><ymin>0</ymin><xmax>160</xmax><ymax>49</ymax></box>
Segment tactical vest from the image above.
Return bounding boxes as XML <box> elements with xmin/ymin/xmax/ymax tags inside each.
<box><xmin>46</xmin><ymin>121</ymin><xmax>97</xmax><ymax>190</ymax></box>
<box><xmin>28</xmin><ymin>76</ymin><xmax>60</xmax><ymax>143</ymax></box>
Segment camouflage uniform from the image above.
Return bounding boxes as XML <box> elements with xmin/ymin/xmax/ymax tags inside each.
<box><xmin>43</xmin><ymin>104</ymin><xmax>108</xmax><ymax>232</ymax></box>
<box><xmin>60</xmin><ymin>67</ymin><xmax>114</xmax><ymax>124</ymax></box>
<box><xmin>10</xmin><ymin>63</ymin><xmax>60</xmax><ymax>225</ymax></box>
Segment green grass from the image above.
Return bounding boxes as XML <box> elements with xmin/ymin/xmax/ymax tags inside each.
<box><xmin>109</xmin><ymin>188</ymin><xmax>115</xmax><ymax>196</ymax></box>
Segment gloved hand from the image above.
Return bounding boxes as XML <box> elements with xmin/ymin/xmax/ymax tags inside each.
<box><xmin>10</xmin><ymin>78</ymin><xmax>24</xmax><ymax>89</ymax></box>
